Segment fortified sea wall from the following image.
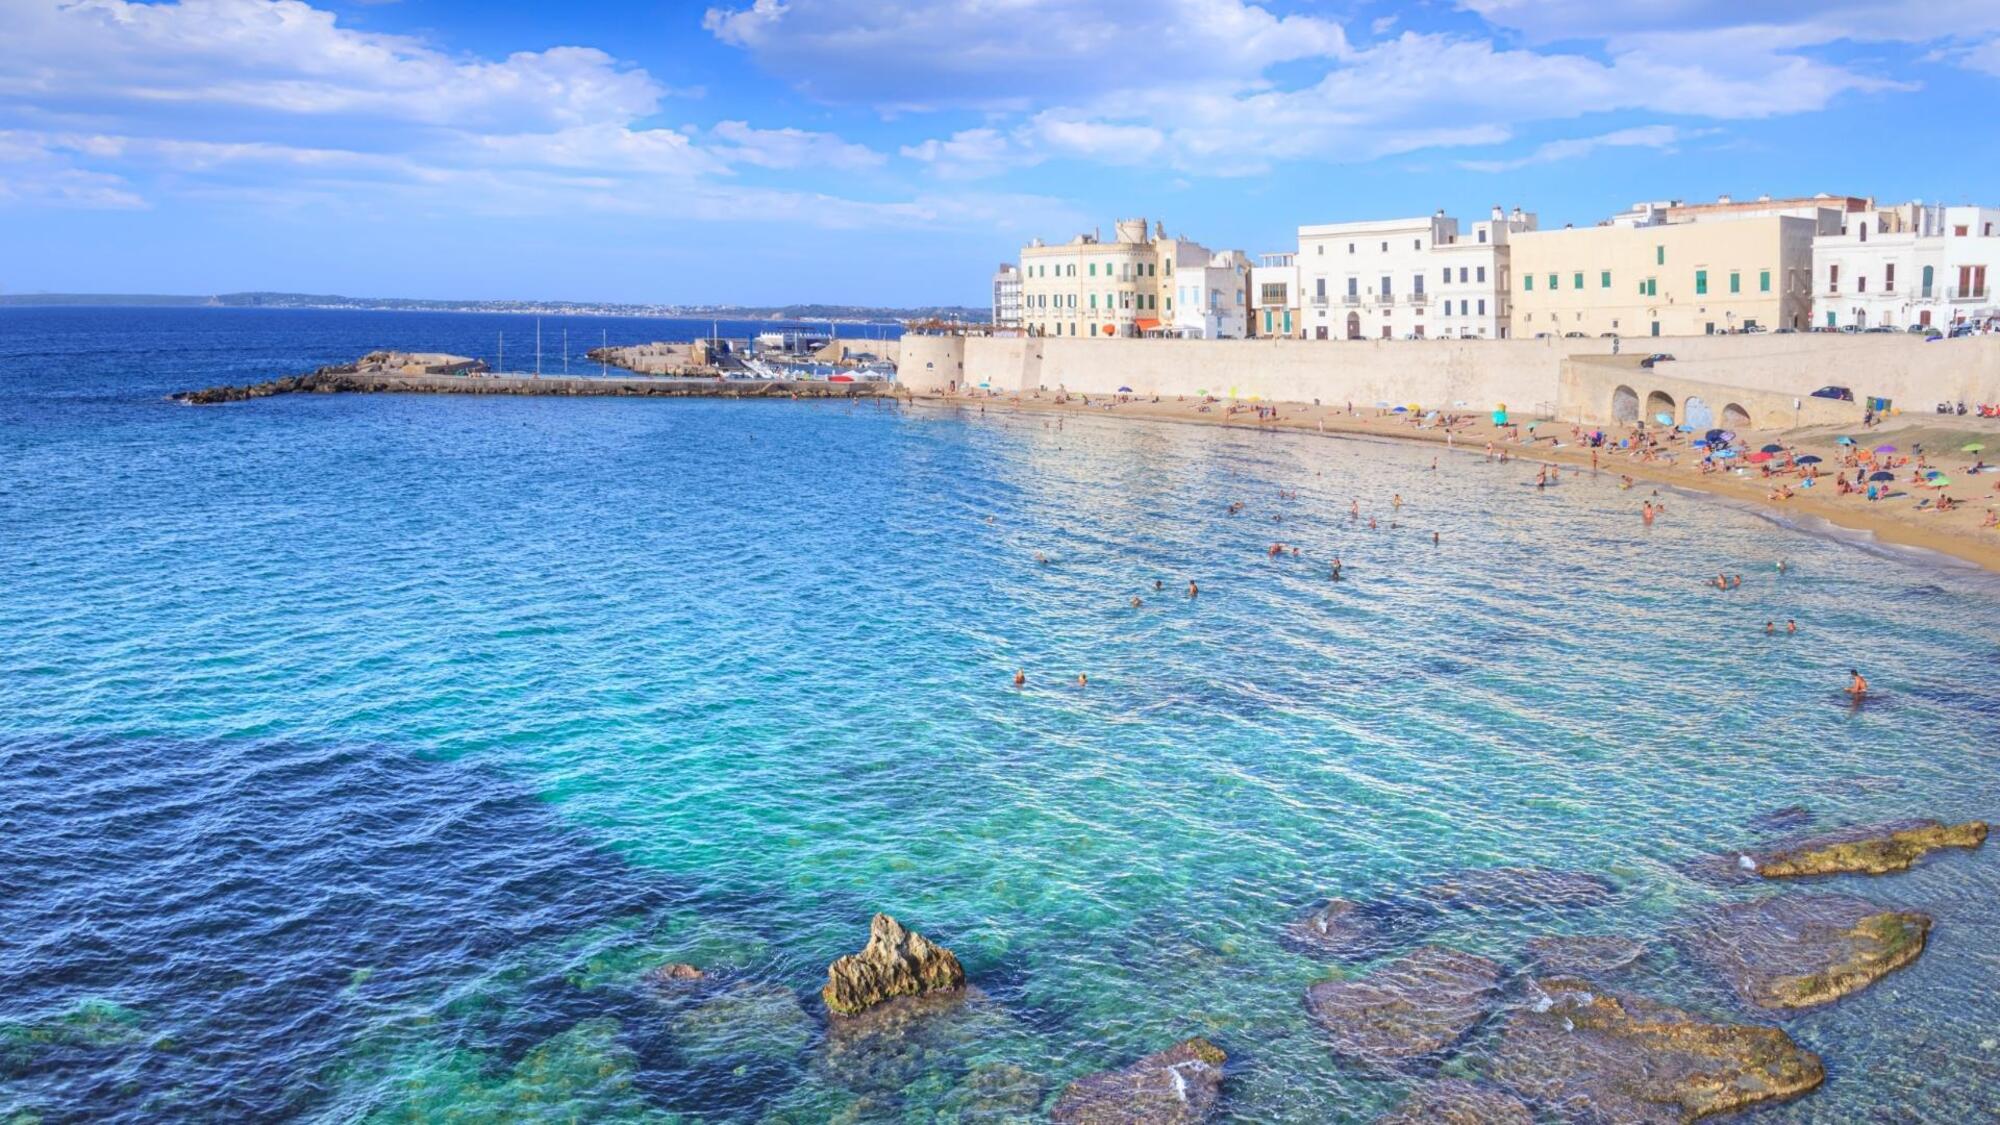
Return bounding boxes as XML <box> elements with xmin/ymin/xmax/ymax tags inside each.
<box><xmin>897</xmin><ymin>334</ymin><xmax>2000</xmax><ymax>430</ymax></box>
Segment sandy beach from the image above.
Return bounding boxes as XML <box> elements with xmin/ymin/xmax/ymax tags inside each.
<box><xmin>908</xmin><ymin>387</ymin><xmax>2000</xmax><ymax>575</ymax></box>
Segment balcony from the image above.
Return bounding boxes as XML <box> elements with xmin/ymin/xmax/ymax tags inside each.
<box><xmin>1378</xmin><ymin>293</ymin><xmax>1397</xmax><ymax>307</ymax></box>
<box><xmin>1310</xmin><ymin>295</ymin><xmax>1330</xmax><ymax>307</ymax></box>
<box><xmin>1949</xmin><ymin>287</ymin><xmax>1989</xmax><ymax>301</ymax></box>
<box><xmin>1407</xmin><ymin>292</ymin><xmax>1429</xmax><ymax>307</ymax></box>
<box><xmin>1342</xmin><ymin>293</ymin><xmax>1362</xmax><ymax>306</ymax></box>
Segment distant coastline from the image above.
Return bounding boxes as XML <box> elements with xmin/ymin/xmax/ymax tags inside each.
<box><xmin>0</xmin><ymin>291</ymin><xmax>987</xmax><ymax>325</ymax></box>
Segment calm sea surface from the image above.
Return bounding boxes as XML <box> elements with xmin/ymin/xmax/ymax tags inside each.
<box><xmin>3</xmin><ymin>307</ymin><xmax>1998</xmax><ymax>1122</ymax></box>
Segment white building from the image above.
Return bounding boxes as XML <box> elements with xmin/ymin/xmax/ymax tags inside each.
<box><xmin>1169</xmin><ymin>249</ymin><xmax>1249</xmax><ymax>339</ymax></box>
<box><xmin>1297</xmin><ymin>207</ymin><xmax>1533</xmax><ymax>340</ymax></box>
<box><xmin>991</xmin><ymin>263</ymin><xmax>1022</xmax><ymax>328</ymax></box>
<box><xmin>1814</xmin><ymin>202</ymin><xmax>2000</xmax><ymax>330</ymax></box>
<box><xmin>1250</xmin><ymin>253</ymin><xmax>1299</xmax><ymax>338</ymax></box>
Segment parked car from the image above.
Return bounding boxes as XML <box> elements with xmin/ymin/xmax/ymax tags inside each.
<box><xmin>1563</xmin><ymin>331</ymin><xmax>1587</xmax><ymax>338</ymax></box>
<box><xmin>1863</xmin><ymin>326</ymin><xmax>1896</xmax><ymax>334</ymax></box>
<box><xmin>1598</xmin><ymin>332</ymin><xmax>1619</xmax><ymax>338</ymax></box>
<box><xmin>1742</xmin><ymin>324</ymin><xmax>1768</xmax><ymax>333</ymax></box>
<box><xmin>1811</xmin><ymin>386</ymin><xmax>1855</xmax><ymax>401</ymax></box>
<box><xmin>1906</xmin><ymin>325</ymin><xmax>1931</xmax><ymax>333</ymax></box>
<box><xmin>1637</xmin><ymin>352</ymin><xmax>1676</xmax><ymax>369</ymax></box>
<box><xmin>1950</xmin><ymin>324</ymin><xmax>1977</xmax><ymax>338</ymax></box>
<box><xmin>1808</xmin><ymin>325</ymin><xmax>1837</xmax><ymax>333</ymax></box>
<box><xmin>1774</xmin><ymin>327</ymin><xmax>1798</xmax><ymax>334</ymax></box>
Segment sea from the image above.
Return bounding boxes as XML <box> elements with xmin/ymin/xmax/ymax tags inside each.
<box><xmin>3</xmin><ymin>306</ymin><xmax>1998</xmax><ymax>1122</ymax></box>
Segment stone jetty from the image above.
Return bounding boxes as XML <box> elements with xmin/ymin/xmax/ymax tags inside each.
<box><xmin>173</xmin><ymin>350</ymin><xmax>892</xmax><ymax>405</ymax></box>
<box><xmin>821</xmin><ymin>913</ymin><xmax>965</xmax><ymax>1017</ymax></box>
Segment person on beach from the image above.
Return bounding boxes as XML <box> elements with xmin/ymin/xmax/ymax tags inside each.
<box><xmin>1847</xmin><ymin>669</ymin><xmax>1868</xmax><ymax>698</ymax></box>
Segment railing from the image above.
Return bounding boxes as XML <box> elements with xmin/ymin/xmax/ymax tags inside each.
<box><xmin>1310</xmin><ymin>294</ymin><xmax>1329</xmax><ymax>307</ymax></box>
<box><xmin>1406</xmin><ymin>292</ymin><xmax>1429</xmax><ymax>307</ymax></box>
<box><xmin>1949</xmin><ymin>286</ymin><xmax>1989</xmax><ymax>301</ymax></box>
<box><xmin>1342</xmin><ymin>293</ymin><xmax>1362</xmax><ymax>306</ymax></box>
<box><xmin>1378</xmin><ymin>293</ymin><xmax>1397</xmax><ymax>306</ymax></box>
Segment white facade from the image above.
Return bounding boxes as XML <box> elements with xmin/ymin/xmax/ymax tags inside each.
<box><xmin>991</xmin><ymin>263</ymin><xmax>1021</xmax><ymax>328</ymax></box>
<box><xmin>1250</xmin><ymin>253</ymin><xmax>1299</xmax><ymax>338</ymax></box>
<box><xmin>1298</xmin><ymin>208</ymin><xmax>1533</xmax><ymax>340</ymax></box>
<box><xmin>1170</xmin><ymin>250</ymin><xmax>1249</xmax><ymax>339</ymax></box>
<box><xmin>1814</xmin><ymin>203</ymin><xmax>2000</xmax><ymax>330</ymax></box>
<box><xmin>1018</xmin><ymin>218</ymin><xmax>1165</xmax><ymax>339</ymax></box>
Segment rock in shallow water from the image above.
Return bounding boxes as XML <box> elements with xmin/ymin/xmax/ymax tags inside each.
<box><xmin>1304</xmin><ymin>946</ymin><xmax>1503</xmax><ymax>1065</ymax></box>
<box><xmin>1746</xmin><ymin>819</ymin><xmax>1986</xmax><ymax>879</ymax></box>
<box><xmin>1684</xmin><ymin>893</ymin><xmax>1930</xmax><ymax>1011</ymax></box>
<box><xmin>1285</xmin><ymin>898</ymin><xmax>1427</xmax><ymax>960</ymax></box>
<box><xmin>1525</xmin><ymin>934</ymin><xmax>1648</xmax><ymax>977</ymax></box>
<box><xmin>1376</xmin><ymin>1079</ymin><xmax>1534</xmax><ymax>1125</ymax></box>
<box><xmin>1488</xmin><ymin>978</ymin><xmax>1824</xmax><ymax>1123</ymax></box>
<box><xmin>821</xmin><ymin>913</ymin><xmax>966</xmax><ymax>1017</ymax></box>
<box><xmin>1049</xmin><ymin>1037</ymin><xmax>1226</xmax><ymax>1124</ymax></box>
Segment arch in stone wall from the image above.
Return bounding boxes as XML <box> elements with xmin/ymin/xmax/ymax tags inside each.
<box><xmin>1645</xmin><ymin>389</ymin><xmax>1676</xmax><ymax>423</ymax></box>
<box><xmin>1611</xmin><ymin>384</ymin><xmax>1640</xmax><ymax>423</ymax></box>
<box><xmin>1721</xmin><ymin>402</ymin><xmax>1752</xmax><ymax>430</ymax></box>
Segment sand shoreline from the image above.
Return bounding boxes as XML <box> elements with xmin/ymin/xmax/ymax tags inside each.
<box><xmin>904</xmin><ymin>389</ymin><xmax>2000</xmax><ymax>576</ymax></box>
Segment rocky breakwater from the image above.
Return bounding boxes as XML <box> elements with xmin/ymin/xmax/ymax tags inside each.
<box><xmin>174</xmin><ymin>350</ymin><xmax>890</xmax><ymax>404</ymax></box>
<box><xmin>1488</xmin><ymin>978</ymin><xmax>1825</xmax><ymax>1122</ymax></box>
<box><xmin>820</xmin><ymin>913</ymin><xmax>965</xmax><ymax>1018</ymax></box>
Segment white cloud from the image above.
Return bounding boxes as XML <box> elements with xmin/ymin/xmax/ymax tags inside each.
<box><xmin>709</xmin><ymin>121</ymin><xmax>885</xmax><ymax>171</ymax></box>
<box><xmin>900</xmin><ymin>128</ymin><xmax>1030</xmax><ymax>180</ymax></box>
<box><xmin>1944</xmin><ymin>36</ymin><xmax>2000</xmax><ymax>77</ymax></box>
<box><xmin>703</xmin><ymin>0</ymin><xmax>1349</xmax><ymax>110</ymax></box>
<box><xmin>1458</xmin><ymin>124</ymin><xmax>1706</xmax><ymax>172</ymax></box>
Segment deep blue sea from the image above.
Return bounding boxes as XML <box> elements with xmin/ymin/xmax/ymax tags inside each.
<box><xmin>3</xmin><ymin>307</ymin><xmax>1998</xmax><ymax>1122</ymax></box>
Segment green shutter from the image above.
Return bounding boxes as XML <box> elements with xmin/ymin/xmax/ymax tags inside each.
<box><xmin>1548</xmin><ymin>273</ymin><xmax>1558</xmax><ymax>290</ymax></box>
<box><xmin>1574</xmin><ymin>272</ymin><xmax>1584</xmax><ymax>290</ymax></box>
<box><xmin>1524</xmin><ymin>275</ymin><xmax>1533</xmax><ymax>291</ymax></box>
<box><xmin>1601</xmin><ymin>270</ymin><xmax>1611</xmax><ymax>288</ymax></box>
<box><xmin>1729</xmin><ymin>272</ymin><xmax>1740</xmax><ymax>293</ymax></box>
<box><xmin>1695</xmin><ymin>270</ymin><xmax>1707</xmax><ymax>295</ymax></box>
<box><xmin>1760</xmin><ymin>270</ymin><xmax>1771</xmax><ymax>292</ymax></box>
<box><xmin>1656</xmin><ymin>245</ymin><xmax>1665</xmax><ymax>265</ymax></box>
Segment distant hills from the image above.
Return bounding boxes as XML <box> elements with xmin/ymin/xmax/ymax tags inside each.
<box><xmin>0</xmin><ymin>291</ymin><xmax>988</xmax><ymax>323</ymax></box>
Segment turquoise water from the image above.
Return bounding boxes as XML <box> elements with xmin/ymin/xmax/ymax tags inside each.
<box><xmin>3</xmin><ymin>309</ymin><xmax>1998</xmax><ymax>1121</ymax></box>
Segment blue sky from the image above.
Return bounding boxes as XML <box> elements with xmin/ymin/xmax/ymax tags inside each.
<box><xmin>2</xmin><ymin>0</ymin><xmax>1998</xmax><ymax>306</ymax></box>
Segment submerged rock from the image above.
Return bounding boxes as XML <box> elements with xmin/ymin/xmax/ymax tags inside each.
<box><xmin>1525</xmin><ymin>935</ymin><xmax>1647</xmax><ymax>977</ymax></box>
<box><xmin>666</xmin><ymin>980</ymin><xmax>815</xmax><ymax>1064</ymax></box>
<box><xmin>1049</xmin><ymin>1037</ymin><xmax>1226</xmax><ymax>1124</ymax></box>
<box><xmin>1419</xmin><ymin>866</ymin><xmax>1619</xmax><ymax>912</ymax></box>
<box><xmin>643</xmin><ymin>962</ymin><xmax>705</xmax><ymax>987</ymax></box>
<box><xmin>1376</xmin><ymin>1079</ymin><xmax>1533</xmax><ymax>1125</ymax></box>
<box><xmin>1285</xmin><ymin>898</ymin><xmax>1426</xmax><ymax>960</ymax></box>
<box><xmin>1684</xmin><ymin>894</ymin><xmax>1930</xmax><ymax>1011</ymax></box>
<box><xmin>821</xmin><ymin>913</ymin><xmax>966</xmax><ymax>1017</ymax></box>
<box><xmin>1746</xmin><ymin>805</ymin><xmax>1815</xmax><ymax>835</ymax></box>
<box><xmin>1745</xmin><ymin>819</ymin><xmax>1986</xmax><ymax>879</ymax></box>
<box><xmin>1487</xmin><ymin>978</ymin><xmax>1824</xmax><ymax>1123</ymax></box>
<box><xmin>1303</xmin><ymin>946</ymin><xmax>1503</xmax><ymax>1065</ymax></box>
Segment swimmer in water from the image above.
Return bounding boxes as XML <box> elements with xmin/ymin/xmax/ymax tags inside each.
<box><xmin>1846</xmin><ymin>668</ymin><xmax>1868</xmax><ymax>698</ymax></box>
<box><xmin>1330</xmin><ymin>556</ymin><xmax>1343</xmax><ymax>581</ymax></box>
<box><xmin>1078</xmin><ymin>673</ymin><xmax>1088</xmax><ymax>688</ymax></box>
<box><xmin>1131</xmin><ymin>596</ymin><xmax>1143</xmax><ymax>608</ymax></box>
<box><xmin>1013</xmin><ymin>670</ymin><xmax>1025</xmax><ymax>687</ymax></box>
<box><xmin>1154</xmin><ymin>579</ymin><xmax>1164</xmax><ymax>591</ymax></box>
<box><xmin>1715</xmin><ymin>574</ymin><xmax>1728</xmax><ymax>590</ymax></box>
<box><xmin>1368</xmin><ymin>517</ymin><xmax>1378</xmax><ymax>530</ymax></box>
<box><xmin>1787</xmin><ymin>619</ymin><xmax>1797</xmax><ymax>634</ymax></box>
<box><xmin>1432</xmin><ymin>531</ymin><xmax>1440</xmax><ymax>546</ymax></box>
<box><xmin>1393</xmin><ymin>494</ymin><xmax>1403</xmax><ymax>510</ymax></box>
<box><xmin>1350</xmin><ymin>500</ymin><xmax>1360</xmax><ymax>518</ymax></box>
<box><xmin>1765</xmin><ymin>621</ymin><xmax>1775</xmax><ymax>635</ymax></box>
<box><xmin>1187</xmin><ymin>580</ymin><xmax>1199</xmax><ymax>598</ymax></box>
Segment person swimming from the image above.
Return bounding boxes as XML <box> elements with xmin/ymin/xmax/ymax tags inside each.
<box><xmin>1765</xmin><ymin>621</ymin><xmax>1775</xmax><ymax>635</ymax></box>
<box><xmin>1154</xmin><ymin>579</ymin><xmax>1164</xmax><ymax>591</ymax></box>
<box><xmin>1131</xmin><ymin>596</ymin><xmax>1143</xmax><ymax>608</ymax></box>
<box><xmin>1187</xmin><ymin>580</ymin><xmax>1199</xmax><ymax>598</ymax></box>
<box><xmin>1077</xmin><ymin>673</ymin><xmax>1088</xmax><ymax>688</ymax></box>
<box><xmin>1013</xmin><ymin>670</ymin><xmax>1025</xmax><ymax>687</ymax></box>
<box><xmin>1787</xmin><ymin>619</ymin><xmax>1798</xmax><ymax>634</ymax></box>
<box><xmin>1847</xmin><ymin>669</ymin><xmax>1868</xmax><ymax>698</ymax></box>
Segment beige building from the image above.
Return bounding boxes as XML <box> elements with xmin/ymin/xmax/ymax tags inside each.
<box><xmin>1509</xmin><ymin>216</ymin><xmax>1817</xmax><ymax>338</ymax></box>
<box><xmin>1018</xmin><ymin>218</ymin><xmax>1246</xmax><ymax>338</ymax></box>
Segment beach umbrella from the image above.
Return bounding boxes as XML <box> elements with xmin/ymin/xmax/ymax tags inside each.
<box><xmin>1117</xmin><ymin>385</ymin><xmax>1133</xmax><ymax>392</ymax></box>
<box><xmin>1719</xmin><ymin>431</ymin><xmax>1737</xmax><ymax>443</ymax></box>
<box><xmin>1196</xmin><ymin>388</ymin><xmax>1209</xmax><ymax>396</ymax></box>
<box><xmin>1704</xmin><ymin>428</ymin><xmax>1726</xmax><ymax>444</ymax></box>
<box><xmin>1869</xmin><ymin>470</ymin><xmax>1895</xmax><ymax>481</ymax></box>
<box><xmin>1677</xmin><ymin>424</ymin><xmax>1695</xmax><ymax>433</ymax></box>
<box><xmin>1747</xmin><ymin>451</ymin><xmax>1774</xmax><ymax>463</ymax></box>
<box><xmin>1392</xmin><ymin>406</ymin><xmax>1408</xmax><ymax>413</ymax></box>
<box><xmin>1836</xmin><ymin>436</ymin><xmax>1854</xmax><ymax>445</ymax></box>
<box><xmin>1406</xmin><ymin>403</ymin><xmax>1421</xmax><ymax>413</ymax></box>
<box><xmin>1376</xmin><ymin>401</ymin><xmax>1391</xmax><ymax>408</ymax></box>
<box><xmin>1796</xmin><ymin>454</ymin><xmax>1822</xmax><ymax>464</ymax></box>
<box><xmin>1760</xmin><ymin>443</ymin><xmax>1784</xmax><ymax>453</ymax></box>
<box><xmin>1716</xmin><ymin>448</ymin><xmax>1739</xmax><ymax>458</ymax></box>
<box><xmin>1692</xmin><ymin>439</ymin><xmax>1710</xmax><ymax>448</ymax></box>
<box><xmin>1964</xmin><ymin>442</ymin><xmax>1985</xmax><ymax>453</ymax></box>
<box><xmin>1925</xmin><ymin>469</ymin><xmax>1944</xmax><ymax>479</ymax></box>
<box><xmin>1654</xmin><ymin>412</ymin><xmax>1674</xmax><ymax>425</ymax></box>
<box><xmin>1874</xmin><ymin>444</ymin><xmax>1897</xmax><ymax>453</ymax></box>
<box><xmin>1930</xmin><ymin>475</ymin><xmax>1953</xmax><ymax>486</ymax></box>
<box><xmin>977</xmin><ymin>381</ymin><xmax>991</xmax><ymax>389</ymax></box>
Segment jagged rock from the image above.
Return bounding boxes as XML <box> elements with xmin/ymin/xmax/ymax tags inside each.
<box><xmin>1049</xmin><ymin>1038</ymin><xmax>1226</xmax><ymax>1124</ymax></box>
<box><xmin>1683</xmin><ymin>894</ymin><xmax>1930</xmax><ymax>1011</ymax></box>
<box><xmin>1303</xmin><ymin>946</ymin><xmax>1503</xmax><ymax>1065</ymax></box>
<box><xmin>644</xmin><ymin>962</ymin><xmax>704</xmax><ymax>986</ymax></box>
<box><xmin>1744</xmin><ymin>819</ymin><xmax>1986</xmax><ymax>879</ymax></box>
<box><xmin>1487</xmin><ymin>978</ymin><xmax>1824</xmax><ymax>1123</ymax></box>
<box><xmin>1376</xmin><ymin>1079</ymin><xmax>1534</xmax><ymax>1125</ymax></box>
<box><xmin>1525</xmin><ymin>935</ymin><xmax>1647</xmax><ymax>977</ymax></box>
<box><xmin>1420</xmin><ymin>866</ymin><xmax>1619</xmax><ymax>912</ymax></box>
<box><xmin>821</xmin><ymin>913</ymin><xmax>965</xmax><ymax>1017</ymax></box>
<box><xmin>1285</xmin><ymin>898</ymin><xmax>1426</xmax><ymax>960</ymax></box>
